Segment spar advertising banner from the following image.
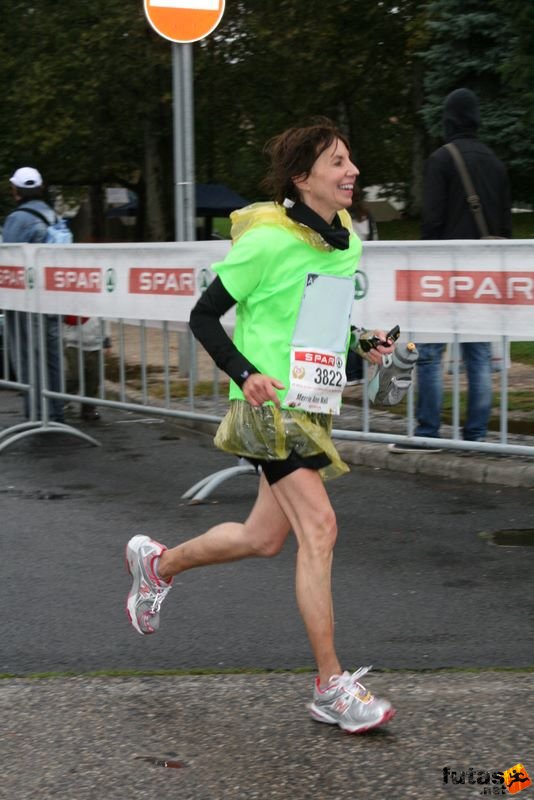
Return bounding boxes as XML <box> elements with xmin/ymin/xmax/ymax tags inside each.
<box><xmin>354</xmin><ymin>240</ymin><xmax>534</xmax><ymax>341</ymax></box>
<box><xmin>1</xmin><ymin>239</ymin><xmax>533</xmax><ymax>340</ymax></box>
<box><xmin>0</xmin><ymin>241</ymin><xmax>230</xmax><ymax>329</ymax></box>
<box><xmin>0</xmin><ymin>244</ymin><xmax>39</xmax><ymax>313</ymax></box>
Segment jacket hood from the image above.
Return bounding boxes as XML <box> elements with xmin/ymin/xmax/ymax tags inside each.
<box><xmin>443</xmin><ymin>88</ymin><xmax>480</xmax><ymax>140</ymax></box>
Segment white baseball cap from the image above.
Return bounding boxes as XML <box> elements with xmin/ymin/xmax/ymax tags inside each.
<box><xmin>10</xmin><ymin>167</ymin><xmax>43</xmax><ymax>188</ymax></box>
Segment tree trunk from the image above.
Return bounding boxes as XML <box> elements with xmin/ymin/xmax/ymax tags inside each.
<box><xmin>89</xmin><ymin>183</ymin><xmax>105</xmax><ymax>243</ymax></box>
<box><xmin>143</xmin><ymin>120</ymin><xmax>167</xmax><ymax>242</ymax></box>
<box><xmin>408</xmin><ymin>59</ymin><xmax>426</xmax><ymax>218</ymax></box>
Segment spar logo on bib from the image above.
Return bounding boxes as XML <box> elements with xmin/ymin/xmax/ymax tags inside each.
<box><xmin>295</xmin><ymin>350</ymin><xmax>342</xmax><ymax>368</ymax></box>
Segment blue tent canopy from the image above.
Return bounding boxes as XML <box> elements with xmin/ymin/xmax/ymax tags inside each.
<box><xmin>106</xmin><ymin>183</ymin><xmax>248</xmax><ymax>219</ymax></box>
<box><xmin>195</xmin><ymin>183</ymin><xmax>249</xmax><ymax>217</ymax></box>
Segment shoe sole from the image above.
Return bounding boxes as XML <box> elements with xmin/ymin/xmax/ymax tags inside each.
<box><xmin>125</xmin><ymin>535</ymin><xmax>152</xmax><ymax>635</ymax></box>
<box><xmin>308</xmin><ymin>703</ymin><xmax>396</xmax><ymax>734</ymax></box>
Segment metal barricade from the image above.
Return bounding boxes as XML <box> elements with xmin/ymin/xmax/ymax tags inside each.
<box><xmin>3</xmin><ymin>312</ymin><xmax>533</xmax><ymax>491</ymax></box>
<box><xmin>1</xmin><ymin>239</ymin><xmax>534</xmax><ymax>500</ymax></box>
<box><xmin>0</xmin><ymin>311</ymin><xmax>99</xmax><ymax>451</ymax></box>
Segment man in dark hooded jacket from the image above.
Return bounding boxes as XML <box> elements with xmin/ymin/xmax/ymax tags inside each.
<box><xmin>422</xmin><ymin>88</ymin><xmax>511</xmax><ymax>239</ymax></box>
<box><xmin>391</xmin><ymin>88</ymin><xmax>512</xmax><ymax>452</ymax></box>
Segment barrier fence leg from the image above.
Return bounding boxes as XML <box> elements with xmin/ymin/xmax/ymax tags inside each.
<box><xmin>181</xmin><ymin>458</ymin><xmax>258</xmax><ymax>504</ymax></box>
<box><xmin>0</xmin><ymin>418</ymin><xmax>101</xmax><ymax>453</ymax></box>
<box><xmin>0</xmin><ymin>311</ymin><xmax>102</xmax><ymax>453</ymax></box>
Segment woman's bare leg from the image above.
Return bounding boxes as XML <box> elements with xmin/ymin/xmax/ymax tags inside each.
<box><xmin>158</xmin><ymin>474</ymin><xmax>291</xmax><ymax>578</ymax></box>
<box><xmin>270</xmin><ymin>469</ymin><xmax>341</xmax><ymax>686</ymax></box>
<box><xmin>157</xmin><ymin>467</ymin><xmax>342</xmax><ymax>686</ymax></box>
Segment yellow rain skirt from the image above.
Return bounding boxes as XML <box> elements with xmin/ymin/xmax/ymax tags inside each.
<box><xmin>214</xmin><ymin>401</ymin><xmax>349</xmax><ymax>481</ymax></box>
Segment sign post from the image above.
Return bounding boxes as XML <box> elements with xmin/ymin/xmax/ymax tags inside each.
<box><xmin>172</xmin><ymin>43</ymin><xmax>192</xmax><ymax>242</ymax></box>
<box><xmin>143</xmin><ymin>0</ymin><xmax>225</xmax><ymax>374</ymax></box>
<box><xmin>143</xmin><ymin>0</ymin><xmax>226</xmax><ymax>242</ymax></box>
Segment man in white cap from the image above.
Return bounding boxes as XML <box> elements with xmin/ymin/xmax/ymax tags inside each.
<box><xmin>2</xmin><ymin>167</ymin><xmax>64</xmax><ymax>422</ymax></box>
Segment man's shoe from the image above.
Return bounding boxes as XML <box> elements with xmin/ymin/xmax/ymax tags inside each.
<box><xmin>388</xmin><ymin>442</ymin><xmax>442</xmax><ymax>454</ymax></box>
<box><xmin>308</xmin><ymin>666</ymin><xmax>396</xmax><ymax>734</ymax></box>
<box><xmin>126</xmin><ymin>535</ymin><xmax>172</xmax><ymax>635</ymax></box>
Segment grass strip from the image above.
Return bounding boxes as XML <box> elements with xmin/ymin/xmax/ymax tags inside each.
<box><xmin>1</xmin><ymin>665</ymin><xmax>532</xmax><ymax>680</ymax></box>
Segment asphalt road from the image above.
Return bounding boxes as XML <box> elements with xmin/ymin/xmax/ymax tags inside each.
<box><xmin>1</xmin><ymin>392</ymin><xmax>533</xmax><ymax>676</ymax></box>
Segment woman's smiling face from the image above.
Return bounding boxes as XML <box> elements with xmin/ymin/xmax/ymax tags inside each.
<box><xmin>293</xmin><ymin>138</ymin><xmax>359</xmax><ymax>223</ymax></box>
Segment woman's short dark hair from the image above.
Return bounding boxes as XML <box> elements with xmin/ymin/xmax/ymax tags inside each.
<box><xmin>261</xmin><ymin>118</ymin><xmax>351</xmax><ymax>205</ymax></box>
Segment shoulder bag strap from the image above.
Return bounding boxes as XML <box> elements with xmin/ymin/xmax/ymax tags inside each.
<box><xmin>15</xmin><ymin>206</ymin><xmax>55</xmax><ymax>226</ymax></box>
<box><xmin>444</xmin><ymin>142</ymin><xmax>489</xmax><ymax>238</ymax></box>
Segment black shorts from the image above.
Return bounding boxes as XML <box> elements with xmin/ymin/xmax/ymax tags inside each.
<box><xmin>247</xmin><ymin>451</ymin><xmax>331</xmax><ymax>486</ymax></box>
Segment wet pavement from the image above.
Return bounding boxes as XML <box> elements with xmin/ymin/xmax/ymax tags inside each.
<box><xmin>1</xmin><ymin>387</ymin><xmax>533</xmax><ymax>800</ymax></box>
<box><xmin>1</xmin><ymin>672</ymin><xmax>532</xmax><ymax>799</ymax></box>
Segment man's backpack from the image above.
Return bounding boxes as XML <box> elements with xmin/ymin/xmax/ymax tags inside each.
<box><xmin>16</xmin><ymin>206</ymin><xmax>73</xmax><ymax>244</ymax></box>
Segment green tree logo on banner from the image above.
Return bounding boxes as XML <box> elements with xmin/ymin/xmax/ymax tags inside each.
<box><xmin>354</xmin><ymin>271</ymin><xmax>368</xmax><ymax>300</ymax></box>
<box><xmin>198</xmin><ymin>267</ymin><xmax>213</xmax><ymax>293</ymax></box>
<box><xmin>106</xmin><ymin>268</ymin><xmax>117</xmax><ymax>293</ymax></box>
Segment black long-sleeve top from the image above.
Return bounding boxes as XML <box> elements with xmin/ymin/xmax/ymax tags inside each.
<box><xmin>189</xmin><ymin>276</ymin><xmax>259</xmax><ymax>388</ymax></box>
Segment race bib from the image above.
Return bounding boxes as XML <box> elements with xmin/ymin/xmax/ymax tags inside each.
<box><xmin>284</xmin><ymin>347</ymin><xmax>347</xmax><ymax>414</ymax></box>
<box><xmin>283</xmin><ymin>273</ymin><xmax>354</xmax><ymax>415</ymax></box>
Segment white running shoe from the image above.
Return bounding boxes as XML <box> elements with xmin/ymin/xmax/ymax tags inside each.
<box><xmin>126</xmin><ymin>535</ymin><xmax>172</xmax><ymax>635</ymax></box>
<box><xmin>308</xmin><ymin>666</ymin><xmax>396</xmax><ymax>733</ymax></box>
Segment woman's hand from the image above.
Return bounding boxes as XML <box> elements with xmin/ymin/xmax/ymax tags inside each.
<box><xmin>243</xmin><ymin>373</ymin><xmax>285</xmax><ymax>407</ymax></box>
<box><xmin>365</xmin><ymin>330</ymin><xmax>396</xmax><ymax>365</ymax></box>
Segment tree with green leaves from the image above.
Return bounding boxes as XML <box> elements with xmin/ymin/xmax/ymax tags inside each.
<box><xmin>194</xmin><ymin>0</ymin><xmax>420</xmax><ymax>201</ymax></box>
<box><xmin>2</xmin><ymin>0</ymin><xmax>530</xmax><ymax>239</ymax></box>
<box><xmin>420</xmin><ymin>0</ymin><xmax>534</xmax><ymax>202</ymax></box>
<box><xmin>0</xmin><ymin>0</ymin><xmax>173</xmax><ymax>239</ymax></box>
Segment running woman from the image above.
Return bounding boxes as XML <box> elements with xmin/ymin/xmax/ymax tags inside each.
<box><xmin>125</xmin><ymin>119</ymin><xmax>397</xmax><ymax>734</ymax></box>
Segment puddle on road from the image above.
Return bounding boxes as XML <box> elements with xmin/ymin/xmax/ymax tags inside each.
<box><xmin>1</xmin><ymin>487</ymin><xmax>70</xmax><ymax>500</ymax></box>
<box><xmin>35</xmin><ymin>490</ymin><xmax>68</xmax><ymax>500</ymax></box>
<box><xmin>480</xmin><ymin>529</ymin><xmax>534</xmax><ymax>547</ymax></box>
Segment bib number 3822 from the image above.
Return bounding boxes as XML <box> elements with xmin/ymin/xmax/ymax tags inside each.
<box><xmin>284</xmin><ymin>347</ymin><xmax>346</xmax><ymax>415</ymax></box>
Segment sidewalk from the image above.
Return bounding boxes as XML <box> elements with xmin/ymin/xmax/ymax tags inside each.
<box><xmin>2</xmin><ymin>671</ymin><xmax>532</xmax><ymax>799</ymax></box>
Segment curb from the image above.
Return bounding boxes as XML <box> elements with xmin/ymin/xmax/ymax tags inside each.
<box><xmin>336</xmin><ymin>439</ymin><xmax>534</xmax><ymax>488</ymax></box>
<box><xmin>170</xmin><ymin>417</ymin><xmax>534</xmax><ymax>489</ymax></box>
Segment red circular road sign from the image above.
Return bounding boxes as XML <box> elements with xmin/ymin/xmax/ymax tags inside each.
<box><xmin>144</xmin><ymin>0</ymin><xmax>225</xmax><ymax>44</ymax></box>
